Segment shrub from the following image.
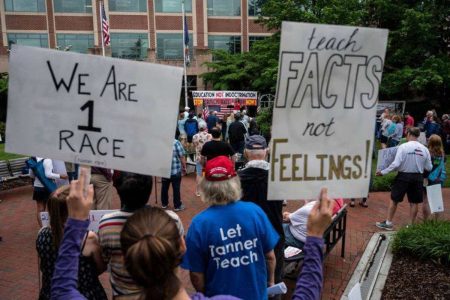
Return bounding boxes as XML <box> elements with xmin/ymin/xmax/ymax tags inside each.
<box><xmin>391</xmin><ymin>220</ymin><xmax>450</xmax><ymax>266</ymax></box>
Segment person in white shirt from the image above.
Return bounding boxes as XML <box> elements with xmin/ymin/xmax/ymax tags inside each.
<box><xmin>29</xmin><ymin>157</ymin><xmax>68</xmax><ymax>226</ymax></box>
<box><xmin>376</xmin><ymin>127</ymin><xmax>432</xmax><ymax>230</ymax></box>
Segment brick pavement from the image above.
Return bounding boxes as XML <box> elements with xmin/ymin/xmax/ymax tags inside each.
<box><xmin>0</xmin><ymin>175</ymin><xmax>449</xmax><ymax>300</ymax></box>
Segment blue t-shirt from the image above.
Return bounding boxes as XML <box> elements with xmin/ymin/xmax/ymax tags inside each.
<box><xmin>182</xmin><ymin>201</ymin><xmax>279</xmax><ymax>300</ymax></box>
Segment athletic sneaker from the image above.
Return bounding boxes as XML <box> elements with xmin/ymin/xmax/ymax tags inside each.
<box><xmin>376</xmin><ymin>221</ymin><xmax>393</xmax><ymax>230</ymax></box>
<box><xmin>161</xmin><ymin>205</ymin><xmax>168</xmax><ymax>209</ymax></box>
<box><xmin>174</xmin><ymin>204</ymin><xmax>185</xmax><ymax>212</ymax></box>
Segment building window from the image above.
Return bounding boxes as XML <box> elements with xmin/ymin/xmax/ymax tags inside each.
<box><xmin>111</xmin><ymin>33</ymin><xmax>148</xmax><ymax>60</ymax></box>
<box><xmin>4</xmin><ymin>0</ymin><xmax>45</xmax><ymax>12</ymax></box>
<box><xmin>109</xmin><ymin>0</ymin><xmax>147</xmax><ymax>12</ymax></box>
<box><xmin>156</xmin><ymin>33</ymin><xmax>193</xmax><ymax>60</ymax></box>
<box><xmin>248</xmin><ymin>0</ymin><xmax>265</xmax><ymax>16</ymax></box>
<box><xmin>155</xmin><ymin>0</ymin><xmax>192</xmax><ymax>13</ymax></box>
<box><xmin>56</xmin><ymin>34</ymin><xmax>94</xmax><ymax>53</ymax></box>
<box><xmin>54</xmin><ymin>0</ymin><xmax>92</xmax><ymax>13</ymax></box>
<box><xmin>249</xmin><ymin>36</ymin><xmax>266</xmax><ymax>49</ymax></box>
<box><xmin>8</xmin><ymin>33</ymin><xmax>48</xmax><ymax>48</ymax></box>
<box><xmin>207</xmin><ymin>0</ymin><xmax>240</xmax><ymax>16</ymax></box>
<box><xmin>208</xmin><ymin>35</ymin><xmax>241</xmax><ymax>54</ymax></box>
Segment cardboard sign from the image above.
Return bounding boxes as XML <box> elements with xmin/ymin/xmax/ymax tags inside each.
<box><xmin>376</xmin><ymin>146</ymin><xmax>399</xmax><ymax>171</ymax></box>
<box><xmin>6</xmin><ymin>46</ymin><xmax>183</xmax><ymax>177</ymax></box>
<box><xmin>40</xmin><ymin>210</ymin><xmax>115</xmax><ymax>232</ymax></box>
<box><xmin>51</xmin><ymin>160</ymin><xmax>69</xmax><ymax>187</ymax></box>
<box><xmin>426</xmin><ymin>184</ymin><xmax>444</xmax><ymax>213</ymax></box>
<box><xmin>348</xmin><ymin>282</ymin><xmax>362</xmax><ymax>300</ymax></box>
<box><xmin>269</xmin><ymin>22</ymin><xmax>388</xmax><ymax>199</ymax></box>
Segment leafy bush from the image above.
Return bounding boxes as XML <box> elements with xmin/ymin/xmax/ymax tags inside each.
<box><xmin>391</xmin><ymin>221</ymin><xmax>450</xmax><ymax>266</ymax></box>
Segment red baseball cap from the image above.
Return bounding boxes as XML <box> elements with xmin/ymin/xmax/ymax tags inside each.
<box><xmin>204</xmin><ymin>156</ymin><xmax>237</xmax><ymax>181</ymax></box>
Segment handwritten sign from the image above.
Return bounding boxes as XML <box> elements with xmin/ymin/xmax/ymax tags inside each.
<box><xmin>6</xmin><ymin>45</ymin><xmax>183</xmax><ymax>177</ymax></box>
<box><xmin>376</xmin><ymin>146</ymin><xmax>399</xmax><ymax>171</ymax></box>
<box><xmin>40</xmin><ymin>210</ymin><xmax>115</xmax><ymax>232</ymax></box>
<box><xmin>426</xmin><ymin>184</ymin><xmax>444</xmax><ymax>214</ymax></box>
<box><xmin>269</xmin><ymin>22</ymin><xmax>388</xmax><ymax>199</ymax></box>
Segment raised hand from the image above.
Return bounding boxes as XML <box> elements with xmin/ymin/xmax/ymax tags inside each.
<box><xmin>307</xmin><ymin>188</ymin><xmax>334</xmax><ymax>238</ymax></box>
<box><xmin>67</xmin><ymin>167</ymin><xmax>94</xmax><ymax>221</ymax></box>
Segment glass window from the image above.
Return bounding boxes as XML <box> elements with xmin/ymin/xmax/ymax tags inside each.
<box><xmin>111</xmin><ymin>33</ymin><xmax>148</xmax><ymax>60</ymax></box>
<box><xmin>155</xmin><ymin>0</ymin><xmax>192</xmax><ymax>13</ymax></box>
<box><xmin>54</xmin><ymin>0</ymin><xmax>92</xmax><ymax>13</ymax></box>
<box><xmin>8</xmin><ymin>33</ymin><xmax>48</xmax><ymax>48</ymax></box>
<box><xmin>156</xmin><ymin>33</ymin><xmax>193</xmax><ymax>60</ymax></box>
<box><xmin>4</xmin><ymin>0</ymin><xmax>45</xmax><ymax>12</ymax></box>
<box><xmin>208</xmin><ymin>35</ymin><xmax>241</xmax><ymax>54</ymax></box>
<box><xmin>249</xmin><ymin>36</ymin><xmax>266</xmax><ymax>50</ymax></box>
<box><xmin>207</xmin><ymin>0</ymin><xmax>240</xmax><ymax>16</ymax></box>
<box><xmin>248</xmin><ymin>0</ymin><xmax>265</xmax><ymax>16</ymax></box>
<box><xmin>56</xmin><ymin>34</ymin><xmax>94</xmax><ymax>53</ymax></box>
<box><xmin>109</xmin><ymin>0</ymin><xmax>147</xmax><ymax>12</ymax></box>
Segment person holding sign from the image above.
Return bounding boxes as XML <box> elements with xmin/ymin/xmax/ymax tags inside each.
<box><xmin>29</xmin><ymin>157</ymin><xmax>68</xmax><ymax>226</ymax></box>
<box><xmin>422</xmin><ymin>134</ymin><xmax>447</xmax><ymax>220</ymax></box>
<box><xmin>38</xmin><ymin>185</ymin><xmax>106</xmax><ymax>300</ymax></box>
<box><xmin>376</xmin><ymin>127</ymin><xmax>432</xmax><ymax>230</ymax></box>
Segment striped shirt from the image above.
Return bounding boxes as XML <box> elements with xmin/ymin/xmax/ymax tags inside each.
<box><xmin>99</xmin><ymin>209</ymin><xmax>184</xmax><ymax>298</ymax></box>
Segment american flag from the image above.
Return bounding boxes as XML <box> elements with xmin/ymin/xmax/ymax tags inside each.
<box><xmin>202</xmin><ymin>107</ymin><xmax>209</xmax><ymax>120</ymax></box>
<box><xmin>204</xmin><ymin>105</ymin><xmax>235</xmax><ymax>119</ymax></box>
<box><xmin>101</xmin><ymin>2</ymin><xmax>110</xmax><ymax>46</ymax></box>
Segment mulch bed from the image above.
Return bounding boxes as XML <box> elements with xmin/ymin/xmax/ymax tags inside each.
<box><xmin>382</xmin><ymin>254</ymin><xmax>450</xmax><ymax>299</ymax></box>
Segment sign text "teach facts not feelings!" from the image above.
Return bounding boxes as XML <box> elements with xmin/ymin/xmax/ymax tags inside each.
<box><xmin>6</xmin><ymin>46</ymin><xmax>183</xmax><ymax>177</ymax></box>
<box><xmin>269</xmin><ymin>22</ymin><xmax>388</xmax><ymax>199</ymax></box>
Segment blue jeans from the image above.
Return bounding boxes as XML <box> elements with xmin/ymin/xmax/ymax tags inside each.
<box><xmin>283</xmin><ymin>224</ymin><xmax>305</xmax><ymax>249</ymax></box>
<box><xmin>161</xmin><ymin>173</ymin><xmax>182</xmax><ymax>208</ymax></box>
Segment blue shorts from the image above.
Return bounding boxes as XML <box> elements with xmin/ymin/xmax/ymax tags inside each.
<box><xmin>196</xmin><ymin>162</ymin><xmax>203</xmax><ymax>176</ymax></box>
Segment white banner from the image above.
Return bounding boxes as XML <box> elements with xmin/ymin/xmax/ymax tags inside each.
<box><xmin>6</xmin><ymin>46</ymin><xmax>183</xmax><ymax>177</ymax></box>
<box><xmin>269</xmin><ymin>22</ymin><xmax>388</xmax><ymax>199</ymax></box>
<box><xmin>40</xmin><ymin>210</ymin><xmax>115</xmax><ymax>232</ymax></box>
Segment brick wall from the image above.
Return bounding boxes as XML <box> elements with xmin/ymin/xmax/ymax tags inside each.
<box><xmin>55</xmin><ymin>16</ymin><xmax>93</xmax><ymax>31</ymax></box>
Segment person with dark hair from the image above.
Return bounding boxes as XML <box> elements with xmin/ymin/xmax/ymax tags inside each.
<box><xmin>99</xmin><ymin>172</ymin><xmax>184</xmax><ymax>298</ymax></box>
<box><xmin>51</xmin><ymin>169</ymin><xmax>335</xmax><ymax>300</ymax></box>
<box><xmin>200</xmin><ymin>127</ymin><xmax>235</xmax><ymax>164</ymax></box>
<box><xmin>37</xmin><ymin>185</ymin><xmax>106</xmax><ymax>300</ymax></box>
<box><xmin>227</xmin><ymin>112</ymin><xmax>247</xmax><ymax>154</ymax></box>
<box><xmin>376</xmin><ymin>127</ymin><xmax>432</xmax><ymax>229</ymax></box>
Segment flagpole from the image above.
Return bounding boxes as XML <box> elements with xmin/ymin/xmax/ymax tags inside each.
<box><xmin>182</xmin><ymin>0</ymin><xmax>188</xmax><ymax>108</ymax></box>
<box><xmin>100</xmin><ymin>1</ymin><xmax>105</xmax><ymax>57</ymax></box>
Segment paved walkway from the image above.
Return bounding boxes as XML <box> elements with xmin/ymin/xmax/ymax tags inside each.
<box><xmin>0</xmin><ymin>175</ymin><xmax>449</xmax><ymax>299</ymax></box>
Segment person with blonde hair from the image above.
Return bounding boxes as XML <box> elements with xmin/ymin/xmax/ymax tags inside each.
<box><xmin>182</xmin><ymin>156</ymin><xmax>279</xmax><ymax>299</ymax></box>
<box><xmin>37</xmin><ymin>185</ymin><xmax>106</xmax><ymax>300</ymax></box>
<box><xmin>422</xmin><ymin>134</ymin><xmax>447</xmax><ymax>220</ymax></box>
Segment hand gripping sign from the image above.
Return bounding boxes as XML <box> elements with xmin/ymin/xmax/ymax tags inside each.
<box><xmin>6</xmin><ymin>46</ymin><xmax>183</xmax><ymax>177</ymax></box>
<box><xmin>268</xmin><ymin>22</ymin><xmax>388</xmax><ymax>199</ymax></box>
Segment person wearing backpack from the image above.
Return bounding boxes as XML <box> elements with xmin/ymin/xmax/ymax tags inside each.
<box><xmin>28</xmin><ymin>157</ymin><xmax>68</xmax><ymax>226</ymax></box>
<box><xmin>422</xmin><ymin>134</ymin><xmax>447</xmax><ymax>220</ymax></box>
<box><xmin>184</xmin><ymin>112</ymin><xmax>199</xmax><ymax>143</ymax></box>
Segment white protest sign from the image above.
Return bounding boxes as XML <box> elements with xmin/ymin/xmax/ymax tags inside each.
<box><xmin>426</xmin><ymin>184</ymin><xmax>444</xmax><ymax>214</ymax></box>
<box><xmin>40</xmin><ymin>210</ymin><xmax>115</xmax><ymax>232</ymax></box>
<box><xmin>269</xmin><ymin>22</ymin><xmax>388</xmax><ymax>199</ymax></box>
<box><xmin>52</xmin><ymin>160</ymin><xmax>69</xmax><ymax>187</ymax></box>
<box><xmin>6</xmin><ymin>46</ymin><xmax>183</xmax><ymax>177</ymax></box>
<box><xmin>376</xmin><ymin>146</ymin><xmax>399</xmax><ymax>171</ymax></box>
<box><xmin>348</xmin><ymin>282</ymin><xmax>362</xmax><ymax>300</ymax></box>
<box><xmin>418</xmin><ymin>132</ymin><xmax>427</xmax><ymax>145</ymax></box>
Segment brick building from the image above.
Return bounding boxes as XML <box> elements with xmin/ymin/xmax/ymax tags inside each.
<box><xmin>0</xmin><ymin>0</ymin><xmax>272</xmax><ymax>101</ymax></box>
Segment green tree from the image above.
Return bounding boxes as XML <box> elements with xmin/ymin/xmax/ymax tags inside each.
<box><xmin>202</xmin><ymin>0</ymin><xmax>450</xmax><ymax>111</ymax></box>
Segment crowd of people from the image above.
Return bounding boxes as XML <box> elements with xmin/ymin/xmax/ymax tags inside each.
<box><xmin>21</xmin><ymin>105</ymin><xmax>448</xmax><ymax>299</ymax></box>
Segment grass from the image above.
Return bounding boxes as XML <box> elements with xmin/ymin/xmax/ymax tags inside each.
<box><xmin>0</xmin><ymin>143</ymin><xmax>26</xmax><ymax>161</ymax></box>
<box><xmin>391</xmin><ymin>220</ymin><xmax>450</xmax><ymax>265</ymax></box>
